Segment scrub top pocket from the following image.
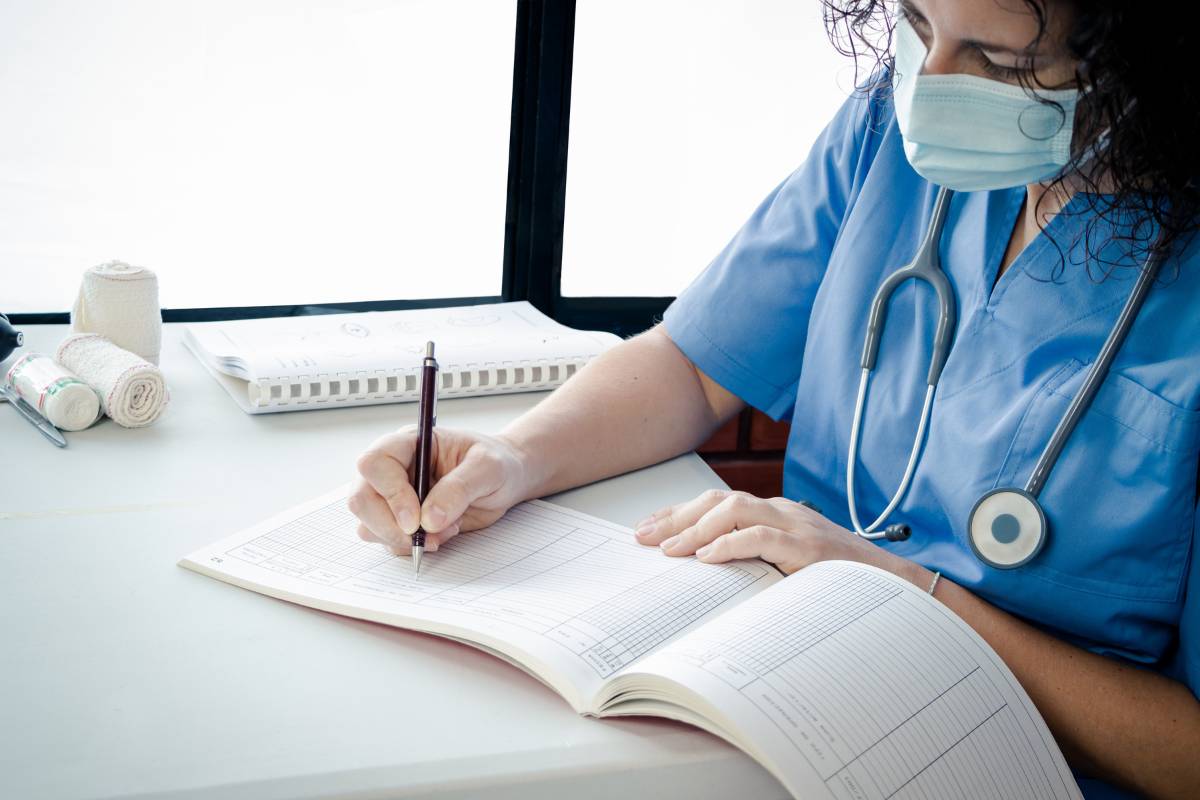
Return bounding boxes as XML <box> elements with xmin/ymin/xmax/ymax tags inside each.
<box><xmin>1011</xmin><ymin>361</ymin><xmax>1200</xmax><ymax>605</ymax></box>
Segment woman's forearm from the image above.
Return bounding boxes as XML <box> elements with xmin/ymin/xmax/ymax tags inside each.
<box><xmin>924</xmin><ymin>571</ymin><xmax>1200</xmax><ymax>798</ymax></box>
<box><xmin>500</xmin><ymin>325</ymin><xmax>742</xmax><ymax>500</ymax></box>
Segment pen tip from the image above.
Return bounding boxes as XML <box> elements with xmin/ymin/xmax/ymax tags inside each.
<box><xmin>412</xmin><ymin>546</ymin><xmax>423</xmax><ymax>576</ymax></box>
<box><xmin>425</xmin><ymin>341</ymin><xmax>435</xmax><ymax>358</ymax></box>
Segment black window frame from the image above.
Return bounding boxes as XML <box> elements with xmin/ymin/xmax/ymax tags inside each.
<box><xmin>10</xmin><ymin>0</ymin><xmax>670</xmax><ymax>338</ymax></box>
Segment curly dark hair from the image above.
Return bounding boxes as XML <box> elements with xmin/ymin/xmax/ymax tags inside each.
<box><xmin>821</xmin><ymin>0</ymin><xmax>1199</xmax><ymax>280</ymax></box>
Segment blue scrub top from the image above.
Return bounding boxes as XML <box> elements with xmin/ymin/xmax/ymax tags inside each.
<box><xmin>663</xmin><ymin>83</ymin><xmax>1200</xmax><ymax>798</ymax></box>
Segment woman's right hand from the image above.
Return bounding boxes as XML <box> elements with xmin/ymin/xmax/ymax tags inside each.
<box><xmin>349</xmin><ymin>426</ymin><xmax>535</xmax><ymax>554</ymax></box>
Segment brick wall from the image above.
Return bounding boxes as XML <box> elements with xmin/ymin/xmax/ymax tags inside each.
<box><xmin>697</xmin><ymin>409</ymin><xmax>790</xmax><ymax>498</ymax></box>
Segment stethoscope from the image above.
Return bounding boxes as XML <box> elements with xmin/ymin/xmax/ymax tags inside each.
<box><xmin>846</xmin><ymin>186</ymin><xmax>1164</xmax><ymax>569</ymax></box>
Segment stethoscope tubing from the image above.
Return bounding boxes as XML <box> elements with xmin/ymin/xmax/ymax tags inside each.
<box><xmin>847</xmin><ymin>371</ymin><xmax>934</xmax><ymax>538</ymax></box>
<box><xmin>1023</xmin><ymin>246</ymin><xmax>1164</xmax><ymax>497</ymax></box>
<box><xmin>848</xmin><ymin>186</ymin><xmax>957</xmax><ymax>540</ymax></box>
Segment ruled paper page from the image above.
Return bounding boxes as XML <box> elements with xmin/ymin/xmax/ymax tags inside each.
<box><xmin>180</xmin><ymin>486</ymin><xmax>781</xmax><ymax>708</ymax></box>
<box><xmin>626</xmin><ymin>562</ymin><xmax>1082</xmax><ymax>800</ymax></box>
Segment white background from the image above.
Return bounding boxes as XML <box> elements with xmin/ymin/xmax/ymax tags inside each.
<box><xmin>562</xmin><ymin>0</ymin><xmax>854</xmax><ymax>297</ymax></box>
<box><xmin>1</xmin><ymin>0</ymin><xmax>516</xmax><ymax>313</ymax></box>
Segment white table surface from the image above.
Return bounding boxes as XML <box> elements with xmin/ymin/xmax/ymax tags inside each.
<box><xmin>0</xmin><ymin>324</ymin><xmax>788</xmax><ymax>800</ymax></box>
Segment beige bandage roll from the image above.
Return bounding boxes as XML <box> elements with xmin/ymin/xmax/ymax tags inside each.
<box><xmin>71</xmin><ymin>260</ymin><xmax>162</xmax><ymax>365</ymax></box>
<box><xmin>4</xmin><ymin>353</ymin><xmax>102</xmax><ymax>431</ymax></box>
<box><xmin>56</xmin><ymin>334</ymin><xmax>169</xmax><ymax>428</ymax></box>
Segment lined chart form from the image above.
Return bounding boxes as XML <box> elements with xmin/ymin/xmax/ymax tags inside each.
<box><xmin>652</xmin><ymin>563</ymin><xmax>1079</xmax><ymax>800</ymax></box>
<box><xmin>204</xmin><ymin>494</ymin><xmax>777</xmax><ymax>677</ymax></box>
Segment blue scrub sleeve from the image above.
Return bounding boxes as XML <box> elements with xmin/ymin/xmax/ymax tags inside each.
<box><xmin>662</xmin><ymin>89</ymin><xmax>881</xmax><ymax>421</ymax></box>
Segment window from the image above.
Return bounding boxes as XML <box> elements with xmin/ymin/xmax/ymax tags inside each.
<box><xmin>560</xmin><ymin>0</ymin><xmax>852</xmax><ymax>298</ymax></box>
<box><xmin>1</xmin><ymin>0</ymin><xmax>516</xmax><ymax>314</ymax></box>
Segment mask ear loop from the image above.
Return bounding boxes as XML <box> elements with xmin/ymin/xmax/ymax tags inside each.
<box><xmin>1046</xmin><ymin>91</ymin><xmax>1132</xmax><ymax>184</ymax></box>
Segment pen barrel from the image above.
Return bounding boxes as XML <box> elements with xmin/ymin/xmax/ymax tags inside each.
<box><xmin>412</xmin><ymin>353</ymin><xmax>439</xmax><ymax>548</ymax></box>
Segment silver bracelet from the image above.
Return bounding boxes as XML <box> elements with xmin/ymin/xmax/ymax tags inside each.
<box><xmin>928</xmin><ymin>570</ymin><xmax>942</xmax><ymax>596</ymax></box>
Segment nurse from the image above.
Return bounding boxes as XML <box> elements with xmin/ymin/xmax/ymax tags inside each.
<box><xmin>350</xmin><ymin>0</ymin><xmax>1199</xmax><ymax>796</ymax></box>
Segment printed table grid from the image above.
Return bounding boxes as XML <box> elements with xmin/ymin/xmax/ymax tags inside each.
<box><xmin>226</xmin><ymin>496</ymin><xmax>768</xmax><ymax>680</ymax></box>
<box><xmin>668</xmin><ymin>564</ymin><xmax>1066</xmax><ymax>800</ymax></box>
<box><xmin>554</xmin><ymin>561</ymin><xmax>758</xmax><ymax>677</ymax></box>
<box><xmin>701</xmin><ymin>568</ymin><xmax>899</xmax><ymax>675</ymax></box>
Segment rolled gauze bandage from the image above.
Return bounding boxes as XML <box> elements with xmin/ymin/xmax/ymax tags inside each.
<box><xmin>71</xmin><ymin>260</ymin><xmax>162</xmax><ymax>365</ymax></box>
<box><xmin>5</xmin><ymin>353</ymin><xmax>102</xmax><ymax>431</ymax></box>
<box><xmin>56</xmin><ymin>334</ymin><xmax>169</xmax><ymax>428</ymax></box>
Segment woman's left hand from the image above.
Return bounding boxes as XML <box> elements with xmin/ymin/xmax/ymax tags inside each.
<box><xmin>634</xmin><ymin>489</ymin><xmax>914</xmax><ymax>577</ymax></box>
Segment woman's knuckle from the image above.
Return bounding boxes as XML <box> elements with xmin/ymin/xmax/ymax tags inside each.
<box><xmin>439</xmin><ymin>476</ymin><xmax>468</xmax><ymax>504</ymax></box>
<box><xmin>702</xmin><ymin>488</ymin><xmax>727</xmax><ymax>503</ymax></box>
<box><xmin>727</xmin><ymin>492</ymin><xmax>754</xmax><ymax>511</ymax></box>
<box><xmin>354</xmin><ymin>450</ymin><xmax>377</xmax><ymax>474</ymax></box>
<box><xmin>470</xmin><ymin>445</ymin><xmax>494</xmax><ymax>465</ymax></box>
<box><xmin>378</xmin><ymin>482</ymin><xmax>403</xmax><ymax>503</ymax></box>
<box><xmin>474</xmin><ymin>447</ymin><xmax>505</xmax><ymax>474</ymax></box>
<box><xmin>749</xmin><ymin>525</ymin><xmax>773</xmax><ymax>544</ymax></box>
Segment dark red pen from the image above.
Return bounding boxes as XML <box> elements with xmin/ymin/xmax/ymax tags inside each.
<box><xmin>411</xmin><ymin>341</ymin><xmax>438</xmax><ymax>574</ymax></box>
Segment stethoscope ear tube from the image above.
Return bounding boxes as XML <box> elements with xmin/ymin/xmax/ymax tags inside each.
<box><xmin>859</xmin><ymin>187</ymin><xmax>957</xmax><ymax>385</ymax></box>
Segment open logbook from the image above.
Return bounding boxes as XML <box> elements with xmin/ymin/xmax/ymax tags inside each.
<box><xmin>180</xmin><ymin>487</ymin><xmax>1082</xmax><ymax>800</ymax></box>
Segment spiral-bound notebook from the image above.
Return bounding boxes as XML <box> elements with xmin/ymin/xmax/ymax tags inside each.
<box><xmin>183</xmin><ymin>302</ymin><xmax>622</xmax><ymax>414</ymax></box>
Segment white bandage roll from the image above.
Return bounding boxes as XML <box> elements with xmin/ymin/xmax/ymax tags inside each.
<box><xmin>71</xmin><ymin>260</ymin><xmax>162</xmax><ymax>365</ymax></box>
<box><xmin>56</xmin><ymin>334</ymin><xmax>169</xmax><ymax>428</ymax></box>
<box><xmin>4</xmin><ymin>353</ymin><xmax>102</xmax><ymax>431</ymax></box>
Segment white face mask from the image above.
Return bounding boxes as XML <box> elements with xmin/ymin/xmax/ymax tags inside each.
<box><xmin>892</xmin><ymin>17</ymin><xmax>1080</xmax><ymax>192</ymax></box>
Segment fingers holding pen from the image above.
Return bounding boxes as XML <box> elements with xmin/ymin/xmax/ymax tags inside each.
<box><xmin>349</xmin><ymin>481</ymin><xmax>461</xmax><ymax>554</ymax></box>
<box><xmin>421</xmin><ymin>448</ymin><xmax>506</xmax><ymax>534</ymax></box>
<box><xmin>355</xmin><ymin>437</ymin><xmax>423</xmax><ymax>535</ymax></box>
<box><xmin>357</xmin><ymin>520</ymin><xmax>460</xmax><ymax>555</ymax></box>
<box><xmin>350</xmin><ymin>425</ymin><xmax>530</xmax><ymax>560</ymax></box>
<box><xmin>348</xmin><ymin>480</ymin><xmax>418</xmax><ymax>546</ymax></box>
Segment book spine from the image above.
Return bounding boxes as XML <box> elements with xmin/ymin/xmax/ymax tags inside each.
<box><xmin>254</xmin><ymin>357</ymin><xmax>591</xmax><ymax>410</ymax></box>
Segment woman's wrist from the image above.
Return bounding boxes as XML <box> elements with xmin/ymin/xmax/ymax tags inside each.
<box><xmin>867</xmin><ymin>547</ymin><xmax>935</xmax><ymax>594</ymax></box>
<box><xmin>494</xmin><ymin>429</ymin><xmax>552</xmax><ymax>502</ymax></box>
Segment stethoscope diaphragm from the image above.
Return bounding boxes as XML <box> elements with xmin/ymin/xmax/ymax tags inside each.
<box><xmin>967</xmin><ymin>488</ymin><xmax>1047</xmax><ymax>569</ymax></box>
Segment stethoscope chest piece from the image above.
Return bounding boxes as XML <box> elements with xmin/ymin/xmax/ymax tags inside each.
<box><xmin>967</xmin><ymin>488</ymin><xmax>1047</xmax><ymax>569</ymax></box>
